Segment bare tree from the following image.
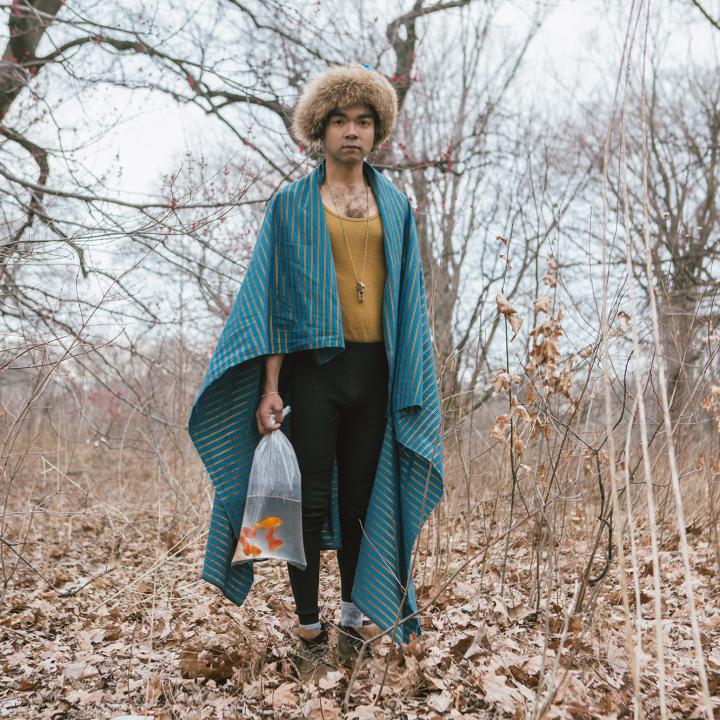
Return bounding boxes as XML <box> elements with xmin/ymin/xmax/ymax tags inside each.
<box><xmin>382</xmin><ymin>4</ymin><xmax>599</xmax><ymax>429</ymax></box>
<box><xmin>586</xmin><ymin>61</ymin><xmax>720</xmax><ymax>421</ymax></box>
<box><xmin>689</xmin><ymin>0</ymin><xmax>720</xmax><ymax>31</ymax></box>
<box><xmin>1</xmin><ymin>1</ymin><xmax>498</xmax><ymax>342</ymax></box>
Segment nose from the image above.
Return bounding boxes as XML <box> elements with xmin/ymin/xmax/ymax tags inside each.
<box><xmin>344</xmin><ymin>125</ymin><xmax>359</xmax><ymax>138</ymax></box>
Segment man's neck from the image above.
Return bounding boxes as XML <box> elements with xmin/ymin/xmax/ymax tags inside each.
<box><xmin>324</xmin><ymin>155</ymin><xmax>366</xmax><ymax>188</ymax></box>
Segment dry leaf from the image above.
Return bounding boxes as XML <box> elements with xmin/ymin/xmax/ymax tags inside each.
<box><xmin>62</xmin><ymin>662</ymin><xmax>98</xmax><ymax>681</ymax></box>
<box><xmin>144</xmin><ymin>672</ymin><xmax>163</xmax><ymax>707</ymax></box>
<box><xmin>491</xmin><ymin>371</ymin><xmax>511</xmax><ymax>392</ymax></box>
<box><xmin>534</xmin><ymin>295</ymin><xmax>551</xmax><ymax>314</ymax></box>
<box><xmin>511</xmin><ymin>396</ymin><xmax>531</xmax><ymax>422</ymax></box>
<box><xmin>179</xmin><ymin>646</ymin><xmax>240</xmax><ymax>681</ymax></box>
<box><xmin>427</xmin><ymin>690</ymin><xmax>453</xmax><ymax>713</ymax></box>
<box><xmin>543</xmin><ymin>256</ymin><xmax>558</xmax><ymax>288</ymax></box>
<box><xmin>319</xmin><ymin>670</ymin><xmax>344</xmax><ymax>690</ymax></box>
<box><xmin>512</xmin><ymin>435</ymin><xmax>526</xmax><ymax>455</ymax></box>
<box><xmin>481</xmin><ymin>669</ymin><xmax>522</xmax><ymax>714</ymax></box>
<box><xmin>305</xmin><ymin>696</ymin><xmax>341</xmax><ymax>719</ymax></box>
<box><xmin>265</xmin><ymin>681</ymin><xmax>299</xmax><ymax>709</ymax></box>
<box><xmin>491</xmin><ymin>414</ymin><xmax>510</xmax><ymax>443</ymax></box>
<box><xmin>496</xmin><ymin>292</ymin><xmax>523</xmax><ymax>338</ymax></box>
<box><xmin>346</xmin><ymin>705</ymin><xmax>380</xmax><ymax>720</ymax></box>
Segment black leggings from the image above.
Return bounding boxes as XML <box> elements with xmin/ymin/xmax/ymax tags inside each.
<box><xmin>286</xmin><ymin>341</ymin><xmax>389</xmax><ymax>625</ymax></box>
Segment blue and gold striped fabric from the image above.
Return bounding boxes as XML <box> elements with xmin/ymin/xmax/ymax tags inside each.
<box><xmin>188</xmin><ymin>159</ymin><xmax>444</xmax><ymax>645</ymax></box>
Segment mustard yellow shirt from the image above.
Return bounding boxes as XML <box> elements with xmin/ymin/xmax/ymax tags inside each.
<box><xmin>324</xmin><ymin>205</ymin><xmax>386</xmax><ymax>342</ymax></box>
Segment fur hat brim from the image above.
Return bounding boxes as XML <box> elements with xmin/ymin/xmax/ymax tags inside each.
<box><xmin>292</xmin><ymin>64</ymin><xmax>398</xmax><ymax>152</ymax></box>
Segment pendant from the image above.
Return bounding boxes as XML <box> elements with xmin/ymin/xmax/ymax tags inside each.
<box><xmin>356</xmin><ymin>281</ymin><xmax>366</xmax><ymax>303</ymax></box>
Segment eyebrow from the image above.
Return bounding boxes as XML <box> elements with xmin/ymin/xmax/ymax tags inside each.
<box><xmin>329</xmin><ymin>111</ymin><xmax>375</xmax><ymax>119</ymax></box>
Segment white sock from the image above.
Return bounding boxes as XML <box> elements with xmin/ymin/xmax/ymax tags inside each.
<box><xmin>340</xmin><ymin>600</ymin><xmax>364</xmax><ymax>627</ymax></box>
<box><xmin>299</xmin><ymin>621</ymin><xmax>322</xmax><ymax>631</ymax></box>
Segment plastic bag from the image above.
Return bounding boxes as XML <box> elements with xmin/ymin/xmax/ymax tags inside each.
<box><xmin>231</xmin><ymin>405</ymin><xmax>306</xmax><ymax>570</ymax></box>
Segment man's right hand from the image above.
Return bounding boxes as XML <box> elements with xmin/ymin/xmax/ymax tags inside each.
<box><xmin>256</xmin><ymin>392</ymin><xmax>283</xmax><ymax>434</ymax></box>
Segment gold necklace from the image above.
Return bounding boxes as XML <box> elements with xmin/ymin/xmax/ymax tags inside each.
<box><xmin>326</xmin><ymin>180</ymin><xmax>370</xmax><ymax>303</ymax></box>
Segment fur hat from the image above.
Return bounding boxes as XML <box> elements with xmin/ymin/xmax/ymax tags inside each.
<box><xmin>292</xmin><ymin>64</ymin><xmax>398</xmax><ymax>152</ymax></box>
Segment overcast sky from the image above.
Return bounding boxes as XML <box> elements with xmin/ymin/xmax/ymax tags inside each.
<box><xmin>9</xmin><ymin>0</ymin><xmax>712</xmax><ymax>203</ymax></box>
<box><xmin>1</xmin><ymin>0</ymin><xmax>717</xmax><ymax>364</ymax></box>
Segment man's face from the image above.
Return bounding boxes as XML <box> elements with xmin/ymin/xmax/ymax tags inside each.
<box><xmin>322</xmin><ymin>104</ymin><xmax>376</xmax><ymax>163</ymax></box>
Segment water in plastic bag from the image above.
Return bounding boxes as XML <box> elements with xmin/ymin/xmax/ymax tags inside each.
<box><xmin>231</xmin><ymin>405</ymin><xmax>306</xmax><ymax>570</ymax></box>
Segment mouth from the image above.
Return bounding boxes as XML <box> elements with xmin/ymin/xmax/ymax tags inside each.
<box><xmin>342</xmin><ymin>145</ymin><xmax>362</xmax><ymax>150</ymax></box>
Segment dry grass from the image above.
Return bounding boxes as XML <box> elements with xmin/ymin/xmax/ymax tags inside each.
<box><xmin>1</xmin><ymin>355</ymin><xmax>719</xmax><ymax>720</ymax></box>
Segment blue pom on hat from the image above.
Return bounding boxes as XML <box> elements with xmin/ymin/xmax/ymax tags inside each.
<box><xmin>360</xmin><ymin>63</ymin><xmax>376</xmax><ymax>72</ymax></box>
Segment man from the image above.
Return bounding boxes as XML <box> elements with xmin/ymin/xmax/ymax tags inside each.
<box><xmin>188</xmin><ymin>64</ymin><xmax>444</xmax><ymax>664</ymax></box>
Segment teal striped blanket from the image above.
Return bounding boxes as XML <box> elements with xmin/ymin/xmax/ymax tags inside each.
<box><xmin>188</xmin><ymin>159</ymin><xmax>444</xmax><ymax>644</ymax></box>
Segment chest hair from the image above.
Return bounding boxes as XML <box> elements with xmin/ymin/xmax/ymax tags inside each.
<box><xmin>322</xmin><ymin>183</ymin><xmax>379</xmax><ymax>218</ymax></box>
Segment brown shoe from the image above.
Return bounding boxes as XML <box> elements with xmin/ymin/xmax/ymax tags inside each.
<box><xmin>292</xmin><ymin>622</ymin><xmax>331</xmax><ymax>669</ymax></box>
<box><xmin>335</xmin><ymin>620</ymin><xmax>375</xmax><ymax>666</ymax></box>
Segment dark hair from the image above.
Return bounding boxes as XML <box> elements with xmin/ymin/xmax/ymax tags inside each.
<box><xmin>292</xmin><ymin>64</ymin><xmax>398</xmax><ymax>152</ymax></box>
<box><xmin>322</xmin><ymin>106</ymin><xmax>378</xmax><ymax>133</ymax></box>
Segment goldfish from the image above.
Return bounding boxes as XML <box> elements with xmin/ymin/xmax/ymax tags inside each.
<box><xmin>255</xmin><ymin>516</ymin><xmax>284</xmax><ymax>529</ymax></box>
<box><xmin>240</xmin><ymin>526</ymin><xmax>257</xmax><ymax>538</ymax></box>
<box><xmin>265</xmin><ymin>527</ymin><xmax>277</xmax><ymax>540</ymax></box>
<box><xmin>239</xmin><ymin>536</ymin><xmax>252</xmax><ymax>555</ymax></box>
<box><xmin>258</xmin><ymin>522</ymin><xmax>285</xmax><ymax>554</ymax></box>
<box><xmin>237</xmin><ymin>534</ymin><xmax>264</xmax><ymax>559</ymax></box>
<box><xmin>268</xmin><ymin>537</ymin><xmax>284</xmax><ymax>552</ymax></box>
